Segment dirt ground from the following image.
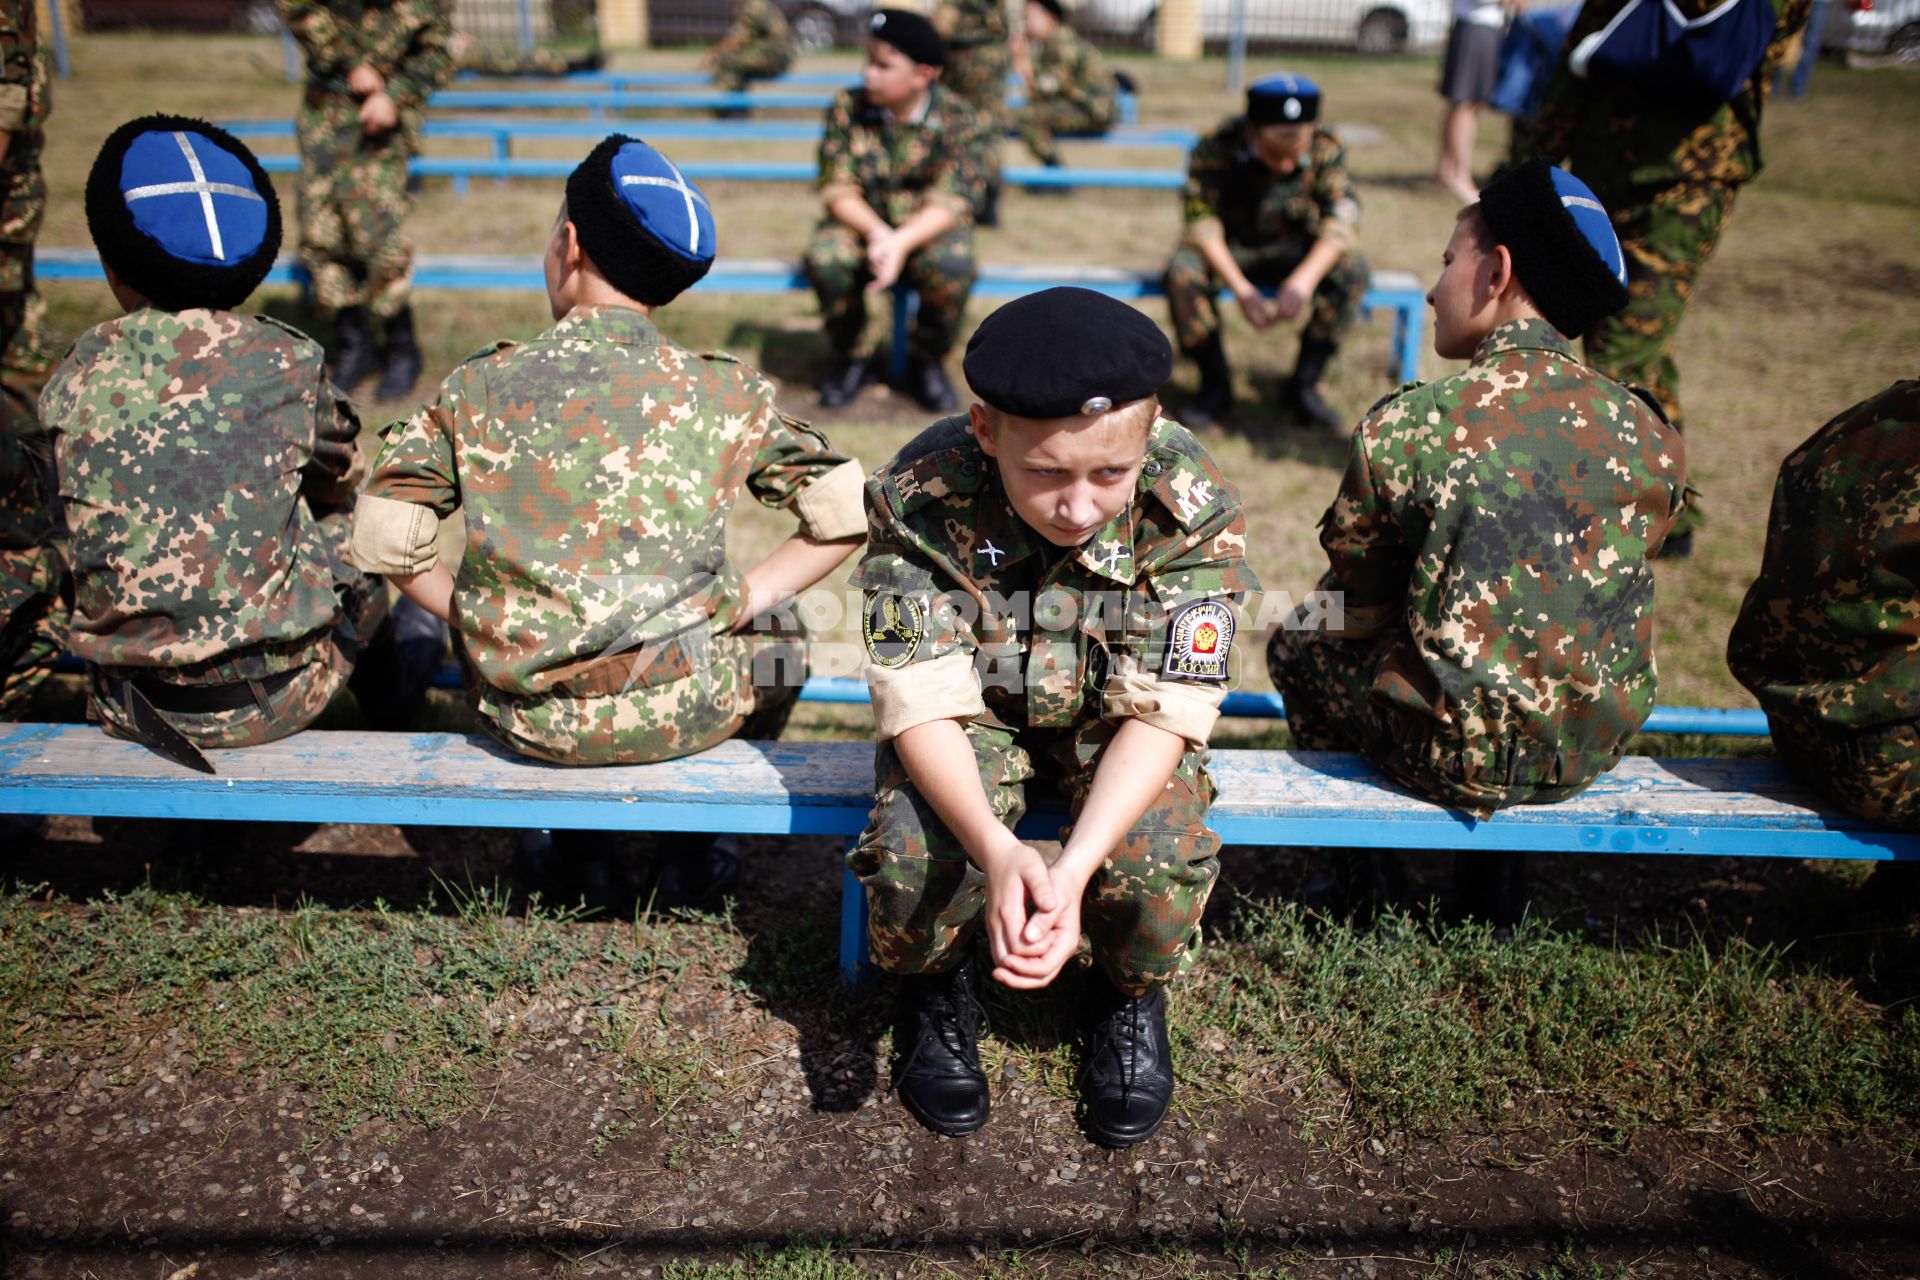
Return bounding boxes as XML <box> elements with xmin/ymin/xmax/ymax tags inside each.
<box><xmin>5</xmin><ymin>807</ymin><xmax>1918</xmax><ymax>1280</ymax></box>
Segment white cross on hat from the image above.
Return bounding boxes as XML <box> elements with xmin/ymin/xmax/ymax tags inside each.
<box><xmin>619</xmin><ymin>154</ymin><xmax>712</xmax><ymax>256</ymax></box>
<box><xmin>121</xmin><ymin>132</ymin><xmax>263</xmax><ymax>263</ymax></box>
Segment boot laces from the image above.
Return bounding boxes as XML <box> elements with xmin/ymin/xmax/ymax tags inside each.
<box><xmin>890</xmin><ymin>970</ymin><xmax>988</xmax><ymax>1094</ymax></box>
<box><xmin>1082</xmin><ymin>992</ymin><xmax>1150</xmax><ymax>1104</ymax></box>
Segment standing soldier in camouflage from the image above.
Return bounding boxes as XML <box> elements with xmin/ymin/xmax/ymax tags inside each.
<box><xmin>704</xmin><ymin>0</ymin><xmax>796</xmax><ymax>93</ymax></box>
<box><xmin>1266</xmin><ymin>161</ymin><xmax>1685</xmax><ymax>926</ymax></box>
<box><xmin>1527</xmin><ymin>0</ymin><xmax>1812</xmax><ymax>555</ymax></box>
<box><xmin>805</xmin><ymin>10</ymin><xmax>989</xmax><ymax>413</ymax></box>
<box><xmin>931</xmin><ymin>0</ymin><xmax>1008</xmax><ymax>224</ymax></box>
<box><xmin>0</xmin><ymin>0</ymin><xmax>62</xmax><ymax>717</ymax></box>
<box><xmin>852</xmin><ymin>288</ymin><xmax>1257</xmax><ymax>1146</ymax></box>
<box><xmin>42</xmin><ymin>119</ymin><xmax>394</xmax><ymax>769</ymax></box>
<box><xmin>281</xmin><ymin>0</ymin><xmax>453</xmax><ymax>401</ymax></box>
<box><xmin>450</xmin><ymin>31</ymin><xmax>605</xmax><ymax>78</ymax></box>
<box><xmin>1165</xmin><ymin>75</ymin><xmax>1368</xmax><ymax>434</ymax></box>
<box><xmin>1727</xmin><ymin>380</ymin><xmax>1920</xmax><ymax>831</ymax></box>
<box><xmin>1009</xmin><ymin>0</ymin><xmax>1114</xmax><ymax>170</ymax></box>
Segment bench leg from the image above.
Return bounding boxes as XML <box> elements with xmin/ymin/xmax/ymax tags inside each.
<box><xmin>889</xmin><ymin>289</ymin><xmax>914</xmax><ymax>385</ymax></box>
<box><xmin>1395</xmin><ymin>302</ymin><xmax>1423</xmax><ymax>385</ymax></box>
<box><xmin>839</xmin><ymin>844</ymin><xmax>874</xmax><ymax>988</ymax></box>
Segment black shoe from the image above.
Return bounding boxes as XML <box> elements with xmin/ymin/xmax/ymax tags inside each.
<box><xmin>1032</xmin><ymin>156</ymin><xmax>1071</xmax><ymax>196</ymax></box>
<box><xmin>331</xmin><ymin>305</ymin><xmax>381</xmax><ymax>391</ymax></box>
<box><xmin>1453</xmin><ymin>851</ymin><xmax>1528</xmax><ymax>938</ymax></box>
<box><xmin>907</xmin><ymin>359</ymin><xmax>957</xmax><ymax>413</ymax></box>
<box><xmin>1301</xmin><ymin>849</ymin><xmax>1409</xmax><ymax>924</ymax></box>
<box><xmin>818</xmin><ymin>354</ymin><xmax>874</xmax><ymax>408</ymax></box>
<box><xmin>892</xmin><ymin>956</ymin><xmax>991</xmax><ymax>1137</ymax></box>
<box><xmin>652</xmin><ymin>835</ymin><xmax>742</xmax><ymax>910</ymax></box>
<box><xmin>375</xmin><ymin>305</ymin><xmax>423</xmax><ymax>401</ymax></box>
<box><xmin>1078</xmin><ymin>973</ymin><xmax>1174</xmax><ymax>1147</ymax></box>
<box><xmin>1182</xmin><ymin>336</ymin><xmax>1234</xmax><ymax>428</ymax></box>
<box><xmin>566</xmin><ymin>47</ymin><xmax>606</xmax><ymax>74</ymax></box>
<box><xmin>977</xmin><ymin>180</ymin><xmax>1000</xmax><ymax>229</ymax></box>
<box><xmin>1283</xmin><ymin>337</ymin><xmax>1345</xmax><ymax>432</ymax></box>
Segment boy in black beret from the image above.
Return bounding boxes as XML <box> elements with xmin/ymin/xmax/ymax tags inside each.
<box><xmin>848</xmin><ymin>287</ymin><xmax>1259</xmax><ymax>1146</ymax></box>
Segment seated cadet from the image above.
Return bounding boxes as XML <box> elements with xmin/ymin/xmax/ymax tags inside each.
<box><xmin>41</xmin><ymin>117</ymin><xmax>396</xmax><ymax>771</ymax></box>
<box><xmin>1165</xmin><ymin>74</ymin><xmax>1369</xmax><ymax>434</ymax></box>
<box><xmin>703</xmin><ymin>0</ymin><xmax>796</xmax><ymax>94</ymax></box>
<box><xmin>1727</xmin><ymin>380</ymin><xmax>1920</xmax><ymax>832</ymax></box>
<box><xmin>1265</xmin><ymin>160</ymin><xmax>1685</xmax><ymax>925</ymax></box>
<box><xmin>1010</xmin><ymin>0</ymin><xmax>1116</xmax><ymax>172</ymax></box>
<box><xmin>804</xmin><ymin>9</ymin><xmax>991</xmax><ymax>414</ymax></box>
<box><xmin>850</xmin><ymin>288</ymin><xmax>1258</xmax><ymax>1146</ymax></box>
<box><xmin>350</xmin><ymin>134</ymin><xmax>866</xmax><ymax>770</ymax></box>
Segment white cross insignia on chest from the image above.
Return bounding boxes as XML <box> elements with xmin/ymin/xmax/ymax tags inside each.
<box><xmin>980</xmin><ymin>540</ymin><xmax>1005</xmax><ymax>566</ymax></box>
<box><xmin>1104</xmin><ymin>546</ymin><xmax>1127</xmax><ymax>574</ymax></box>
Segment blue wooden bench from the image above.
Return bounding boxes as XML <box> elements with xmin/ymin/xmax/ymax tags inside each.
<box><xmin>2</xmin><ymin>725</ymin><xmax>1911</xmax><ymax>983</ymax></box>
<box><xmin>38</xmin><ymin>250</ymin><xmax>1431</xmax><ymax>386</ymax></box>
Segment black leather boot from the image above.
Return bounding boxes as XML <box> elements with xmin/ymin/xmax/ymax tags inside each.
<box><xmin>1284</xmin><ymin>337</ymin><xmax>1345</xmax><ymax>433</ymax></box>
<box><xmin>907</xmin><ymin>357</ymin><xmax>957</xmax><ymax>413</ymax></box>
<box><xmin>818</xmin><ymin>353</ymin><xmax>874</xmax><ymax>408</ymax></box>
<box><xmin>331</xmin><ymin>305</ymin><xmax>381</xmax><ymax>391</ymax></box>
<box><xmin>1183</xmin><ymin>335</ymin><xmax>1234</xmax><ymax>428</ymax></box>
<box><xmin>892</xmin><ymin>955</ymin><xmax>991</xmax><ymax>1136</ymax></box>
<box><xmin>1078</xmin><ymin>972</ymin><xmax>1174</xmax><ymax>1147</ymax></box>
<box><xmin>567</xmin><ymin>47</ymin><xmax>606</xmax><ymax>74</ymax></box>
<box><xmin>977</xmin><ymin>179</ymin><xmax>1001</xmax><ymax>228</ymax></box>
<box><xmin>375</xmin><ymin>305</ymin><xmax>424</xmax><ymax>401</ymax></box>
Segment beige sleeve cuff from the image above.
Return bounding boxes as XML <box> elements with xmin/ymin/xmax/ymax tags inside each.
<box><xmin>0</xmin><ymin>84</ymin><xmax>26</xmax><ymax>132</ymax></box>
<box><xmin>1182</xmin><ymin>216</ymin><xmax>1226</xmax><ymax>247</ymax></box>
<box><xmin>1103</xmin><ymin>667</ymin><xmax>1228</xmax><ymax>748</ymax></box>
<box><xmin>348</xmin><ymin>493</ymin><xmax>441</xmax><ymax>576</ymax></box>
<box><xmin>793</xmin><ymin>459</ymin><xmax>868</xmax><ymax>541</ymax></box>
<box><xmin>868</xmin><ymin>650</ymin><xmax>984</xmax><ymax>741</ymax></box>
<box><xmin>1317</xmin><ymin>219</ymin><xmax>1361</xmax><ymax>254</ymax></box>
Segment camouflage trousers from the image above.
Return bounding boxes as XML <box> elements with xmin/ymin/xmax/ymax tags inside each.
<box><xmin>477</xmin><ymin>622</ymin><xmax>807</xmax><ymax>766</ymax></box>
<box><xmin>1164</xmin><ymin>241</ymin><xmax>1369</xmax><ymax>354</ymax></box>
<box><xmin>1267</xmin><ymin>623</ymin><xmax>1601</xmax><ymax>818</ymax></box>
<box><xmin>0</xmin><ymin>250</ymin><xmax>56</xmax><ymax>435</ymax></box>
<box><xmin>0</xmin><ymin>542</ymin><xmax>69</xmax><ymax>719</ymax></box>
<box><xmin>712</xmin><ymin>41</ymin><xmax>793</xmax><ymax>91</ymax></box>
<box><xmin>457</xmin><ymin>44</ymin><xmax>573</xmax><ymax>76</ymax></box>
<box><xmin>295</xmin><ymin>94</ymin><xmax>420</xmax><ymax>318</ymax></box>
<box><xmin>1771</xmin><ymin>715</ymin><xmax>1920</xmax><ymax>831</ymax></box>
<box><xmin>848</xmin><ymin>717</ymin><xmax>1221</xmax><ymax>996</ymax></box>
<box><xmin>803</xmin><ymin>220</ymin><xmax>976</xmax><ymax>362</ymax></box>
<box><xmin>88</xmin><ymin>507</ymin><xmax>387</xmax><ymax>750</ymax></box>
<box><xmin>1013</xmin><ymin>98</ymin><xmax>1111</xmax><ymax>166</ymax></box>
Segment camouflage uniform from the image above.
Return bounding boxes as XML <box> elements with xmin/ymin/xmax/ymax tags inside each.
<box><xmin>932</xmin><ymin>0</ymin><xmax>1010</xmax><ymax>125</ymax></box>
<box><xmin>1013</xmin><ymin>22</ymin><xmax>1115</xmax><ymax>165</ymax></box>
<box><xmin>455</xmin><ymin>42</ymin><xmax>573</xmax><ymax>77</ymax></box>
<box><xmin>281</xmin><ymin>0</ymin><xmax>453</xmax><ymax>319</ymax></box>
<box><xmin>0</xmin><ymin>391</ymin><xmax>65</xmax><ymax>717</ymax></box>
<box><xmin>805</xmin><ymin>84</ymin><xmax>990</xmax><ymax>364</ymax></box>
<box><xmin>712</xmin><ymin>0</ymin><xmax>795</xmax><ymax>92</ymax></box>
<box><xmin>1528</xmin><ymin>0</ymin><xmax>1811</xmax><ymax>534</ymax></box>
<box><xmin>849</xmin><ymin>414</ymin><xmax>1259</xmax><ymax>994</ymax></box>
<box><xmin>0</xmin><ymin>0</ymin><xmax>53</xmax><ymax>432</ymax></box>
<box><xmin>350</xmin><ymin>305</ymin><xmax>867</xmax><ymax>765</ymax></box>
<box><xmin>1727</xmin><ymin>380</ymin><xmax>1920</xmax><ymax>829</ymax></box>
<box><xmin>1265</xmin><ymin>319</ymin><xmax>1685</xmax><ymax>816</ymax></box>
<box><xmin>1164</xmin><ymin>118</ymin><xmax>1368</xmax><ymax>356</ymax></box>
<box><xmin>40</xmin><ymin>309</ymin><xmax>384</xmax><ymax>748</ymax></box>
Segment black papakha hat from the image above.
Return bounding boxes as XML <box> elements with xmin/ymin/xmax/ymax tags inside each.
<box><xmin>1246</xmin><ymin>72</ymin><xmax>1320</xmax><ymax>125</ymax></box>
<box><xmin>867</xmin><ymin>8</ymin><xmax>947</xmax><ymax>66</ymax></box>
<box><xmin>1478</xmin><ymin>159</ymin><xmax>1631</xmax><ymax>339</ymax></box>
<box><xmin>565</xmin><ymin>134</ymin><xmax>717</xmax><ymax>307</ymax></box>
<box><xmin>964</xmin><ymin>288</ymin><xmax>1172</xmax><ymax>418</ymax></box>
<box><xmin>85</xmin><ymin>114</ymin><xmax>281</xmax><ymax>312</ymax></box>
<box><xmin>1031</xmin><ymin>0</ymin><xmax>1066</xmax><ymax>19</ymax></box>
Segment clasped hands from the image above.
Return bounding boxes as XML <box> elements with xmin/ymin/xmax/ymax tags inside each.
<box><xmin>976</xmin><ymin>829</ymin><xmax>1094</xmax><ymax>990</ymax></box>
<box><xmin>347</xmin><ymin>64</ymin><xmax>400</xmax><ymax>136</ymax></box>
<box><xmin>1233</xmin><ymin>276</ymin><xmax>1310</xmax><ymax>330</ymax></box>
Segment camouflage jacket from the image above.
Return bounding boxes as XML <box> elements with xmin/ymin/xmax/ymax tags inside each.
<box><xmin>1529</xmin><ymin>0</ymin><xmax>1812</xmax><ymax>197</ymax></box>
<box><xmin>1029</xmin><ymin>24</ymin><xmax>1114</xmax><ymax>127</ymax></box>
<box><xmin>1316</xmin><ymin>319</ymin><xmax>1685</xmax><ymax>785</ymax></box>
<box><xmin>42</xmin><ymin>309</ymin><xmax>365</xmax><ymax>677</ymax></box>
<box><xmin>1727</xmin><ymin>380</ymin><xmax>1920</xmax><ymax>734</ymax></box>
<box><xmin>350</xmin><ymin>305</ymin><xmax>865</xmax><ymax>704</ymax></box>
<box><xmin>1182</xmin><ymin>118</ymin><xmax>1360</xmax><ymax>254</ymax></box>
<box><xmin>722</xmin><ymin>0</ymin><xmax>792</xmax><ymax>53</ymax></box>
<box><xmin>0</xmin><ymin>0</ymin><xmax>49</xmax><ymax>249</ymax></box>
<box><xmin>281</xmin><ymin>0</ymin><xmax>454</xmax><ymax>109</ymax></box>
<box><xmin>818</xmin><ymin>84</ymin><xmax>993</xmax><ymax>224</ymax></box>
<box><xmin>856</xmin><ymin>413</ymin><xmax>1259</xmax><ymax>747</ymax></box>
<box><xmin>932</xmin><ymin>0</ymin><xmax>1008</xmax><ymax>48</ymax></box>
<box><xmin>0</xmin><ymin>403</ymin><xmax>50</xmax><ymax>553</ymax></box>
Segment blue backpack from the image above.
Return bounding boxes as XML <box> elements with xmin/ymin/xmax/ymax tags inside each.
<box><xmin>1569</xmin><ymin>0</ymin><xmax>1778</xmax><ymax>106</ymax></box>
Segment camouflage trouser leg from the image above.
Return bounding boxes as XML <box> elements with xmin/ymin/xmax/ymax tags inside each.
<box><xmin>459</xmin><ymin>44</ymin><xmax>573</xmax><ymax>76</ymax></box>
<box><xmin>900</xmin><ymin>224</ymin><xmax>976</xmax><ymax>362</ymax></box>
<box><xmin>1013</xmin><ymin>100</ymin><xmax>1107</xmax><ymax>165</ymax></box>
<box><xmin>1265</xmin><ymin>620</ymin><xmax>1385</xmax><ymax>752</ymax></box>
<box><xmin>296</xmin><ymin>99</ymin><xmax>418</xmax><ymax>319</ymax></box>
<box><xmin>849</xmin><ymin>719</ymin><xmax>1221</xmax><ymax>995</ymax></box>
<box><xmin>0</xmin><ymin>543</ymin><xmax>69</xmax><ymax>719</ymax></box>
<box><xmin>804</xmin><ymin>221</ymin><xmax>875</xmax><ymax>360</ymax></box>
<box><xmin>479</xmin><ymin>623</ymin><xmax>807</xmax><ymax>765</ymax></box>
<box><xmin>0</xmin><ymin>253</ymin><xmax>56</xmax><ymax>434</ymax></box>
<box><xmin>1773</xmin><ymin>717</ymin><xmax>1920</xmax><ymax>831</ymax></box>
<box><xmin>713</xmin><ymin>43</ymin><xmax>793</xmax><ymax>90</ymax></box>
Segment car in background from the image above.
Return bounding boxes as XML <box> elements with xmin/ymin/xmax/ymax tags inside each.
<box><xmin>1821</xmin><ymin>0</ymin><xmax>1920</xmax><ymax>60</ymax></box>
<box><xmin>1078</xmin><ymin>0</ymin><xmax>1450</xmax><ymax>52</ymax></box>
<box><xmin>648</xmin><ymin>0</ymin><xmax>872</xmax><ymax>50</ymax></box>
<box><xmin>83</xmin><ymin>0</ymin><xmax>280</xmax><ymax>33</ymax></box>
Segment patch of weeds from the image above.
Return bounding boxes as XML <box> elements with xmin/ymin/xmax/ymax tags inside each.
<box><xmin>592</xmin><ymin>1004</ymin><xmax>712</xmax><ymax>1121</ymax></box>
<box><xmin>660</xmin><ymin>1236</ymin><xmax>868</xmax><ymax>1279</ymax></box>
<box><xmin>1486</xmin><ymin>1240</ymin><xmax>1634</xmax><ymax>1280</ymax></box>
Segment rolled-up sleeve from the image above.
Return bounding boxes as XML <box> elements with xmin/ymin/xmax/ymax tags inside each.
<box><xmin>349</xmin><ymin>492</ymin><xmax>439</xmax><ymax>575</ymax></box>
<box><xmin>744</xmin><ymin>394</ymin><xmax>865</xmax><ymax>541</ymax></box>
<box><xmin>868</xmin><ymin>649</ymin><xmax>986</xmax><ymax>740</ymax></box>
<box><xmin>854</xmin><ymin>486</ymin><xmax>982</xmax><ymax>741</ymax></box>
<box><xmin>348</xmin><ymin>394</ymin><xmax>461</xmax><ymax>575</ymax></box>
<box><xmin>1103</xmin><ymin>658</ymin><xmax>1228</xmax><ymax>748</ymax></box>
<box><xmin>793</xmin><ymin>459</ymin><xmax>868</xmax><ymax>541</ymax></box>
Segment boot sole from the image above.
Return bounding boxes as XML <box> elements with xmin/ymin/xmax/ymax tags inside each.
<box><xmin>898</xmin><ymin>1089</ymin><xmax>991</xmax><ymax>1138</ymax></box>
<box><xmin>1077</xmin><ymin>1096</ymin><xmax>1171</xmax><ymax>1148</ymax></box>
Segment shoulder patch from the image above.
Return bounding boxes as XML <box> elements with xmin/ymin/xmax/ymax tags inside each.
<box><xmin>863</xmin><ymin>592</ymin><xmax>925</xmax><ymax>669</ymax></box>
<box><xmin>1364</xmin><ymin>379</ymin><xmax>1424</xmax><ymax>417</ymax></box>
<box><xmin>1141</xmin><ymin>428</ymin><xmax>1232</xmax><ymax>532</ymax></box>
<box><xmin>881</xmin><ymin>416</ymin><xmax>984</xmax><ymax>514</ymax></box>
<box><xmin>1162</xmin><ymin>598</ymin><xmax>1234</xmax><ymax>682</ymax></box>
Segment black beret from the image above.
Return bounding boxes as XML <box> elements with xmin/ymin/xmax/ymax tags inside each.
<box><xmin>868</xmin><ymin>8</ymin><xmax>946</xmax><ymax>66</ymax></box>
<box><xmin>1479</xmin><ymin>159</ymin><xmax>1631</xmax><ymax>339</ymax></box>
<box><xmin>565</xmin><ymin>134</ymin><xmax>717</xmax><ymax>307</ymax></box>
<box><xmin>1246</xmin><ymin>72</ymin><xmax>1320</xmax><ymax>124</ymax></box>
<box><xmin>964</xmin><ymin>288</ymin><xmax>1172</xmax><ymax>418</ymax></box>
<box><xmin>1032</xmin><ymin>0</ymin><xmax>1065</xmax><ymax>18</ymax></box>
<box><xmin>85</xmin><ymin>114</ymin><xmax>282</xmax><ymax>312</ymax></box>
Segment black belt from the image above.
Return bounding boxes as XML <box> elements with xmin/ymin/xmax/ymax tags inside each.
<box><xmin>100</xmin><ymin>665</ymin><xmax>305</xmax><ymax>715</ymax></box>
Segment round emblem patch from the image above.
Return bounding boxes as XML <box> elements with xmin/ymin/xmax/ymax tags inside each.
<box><xmin>1162</xmin><ymin>598</ymin><xmax>1234</xmax><ymax>682</ymax></box>
<box><xmin>1283</xmin><ymin>97</ymin><xmax>1302</xmax><ymax>120</ymax></box>
<box><xmin>863</xmin><ymin>593</ymin><xmax>925</xmax><ymax>670</ymax></box>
